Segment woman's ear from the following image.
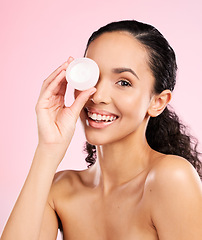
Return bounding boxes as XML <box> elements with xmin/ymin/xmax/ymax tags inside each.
<box><xmin>148</xmin><ymin>90</ymin><xmax>172</xmax><ymax>117</ymax></box>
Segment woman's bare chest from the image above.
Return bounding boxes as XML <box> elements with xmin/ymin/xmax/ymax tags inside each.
<box><xmin>55</xmin><ymin>181</ymin><xmax>158</xmax><ymax>240</ymax></box>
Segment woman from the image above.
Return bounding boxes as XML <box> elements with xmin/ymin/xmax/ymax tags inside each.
<box><xmin>1</xmin><ymin>20</ymin><xmax>202</xmax><ymax>240</ymax></box>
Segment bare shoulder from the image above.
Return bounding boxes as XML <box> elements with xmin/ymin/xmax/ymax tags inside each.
<box><xmin>148</xmin><ymin>154</ymin><xmax>201</xmax><ymax>189</ymax></box>
<box><xmin>145</xmin><ymin>154</ymin><xmax>202</xmax><ymax>239</ymax></box>
<box><xmin>52</xmin><ymin>170</ymin><xmax>79</xmax><ymax>186</ymax></box>
<box><xmin>48</xmin><ymin>169</ymin><xmax>88</xmax><ymax>206</ymax></box>
<box><xmin>52</xmin><ymin>168</ymin><xmax>89</xmax><ymax>189</ymax></box>
<box><xmin>146</xmin><ymin>154</ymin><xmax>202</xmax><ymax>201</ymax></box>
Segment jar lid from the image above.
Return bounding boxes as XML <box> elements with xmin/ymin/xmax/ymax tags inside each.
<box><xmin>66</xmin><ymin>58</ymin><xmax>99</xmax><ymax>90</ymax></box>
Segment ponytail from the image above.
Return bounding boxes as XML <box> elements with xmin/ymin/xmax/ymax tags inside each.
<box><xmin>84</xmin><ymin>142</ymin><xmax>96</xmax><ymax>167</ymax></box>
<box><xmin>146</xmin><ymin>106</ymin><xmax>201</xmax><ymax>178</ymax></box>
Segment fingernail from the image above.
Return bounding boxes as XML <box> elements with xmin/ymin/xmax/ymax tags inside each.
<box><xmin>68</xmin><ymin>56</ymin><xmax>74</xmax><ymax>62</ymax></box>
<box><xmin>89</xmin><ymin>88</ymin><xmax>97</xmax><ymax>95</ymax></box>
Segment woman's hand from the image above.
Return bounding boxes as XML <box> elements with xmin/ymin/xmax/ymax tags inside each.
<box><xmin>1</xmin><ymin>58</ymin><xmax>97</xmax><ymax>240</ymax></box>
<box><xmin>35</xmin><ymin>57</ymin><xmax>96</xmax><ymax>158</ymax></box>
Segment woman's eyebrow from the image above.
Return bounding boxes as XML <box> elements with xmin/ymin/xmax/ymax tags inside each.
<box><xmin>112</xmin><ymin>67</ymin><xmax>139</xmax><ymax>80</ymax></box>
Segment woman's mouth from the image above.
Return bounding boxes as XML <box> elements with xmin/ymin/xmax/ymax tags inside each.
<box><xmin>85</xmin><ymin>108</ymin><xmax>119</xmax><ymax>128</ymax></box>
<box><xmin>88</xmin><ymin>111</ymin><xmax>117</xmax><ymax>122</ymax></box>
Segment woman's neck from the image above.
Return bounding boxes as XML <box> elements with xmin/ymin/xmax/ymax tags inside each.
<box><xmin>92</xmin><ymin>126</ymin><xmax>154</xmax><ymax>194</ymax></box>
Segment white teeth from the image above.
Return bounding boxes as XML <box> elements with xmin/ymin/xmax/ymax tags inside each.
<box><xmin>106</xmin><ymin>116</ymin><xmax>110</xmax><ymax>121</ymax></box>
<box><xmin>87</xmin><ymin>111</ymin><xmax>117</xmax><ymax>122</ymax></box>
<box><xmin>97</xmin><ymin>114</ymin><xmax>102</xmax><ymax>121</ymax></box>
<box><xmin>102</xmin><ymin>115</ymin><xmax>106</xmax><ymax>121</ymax></box>
<box><xmin>91</xmin><ymin>113</ymin><xmax>97</xmax><ymax>120</ymax></box>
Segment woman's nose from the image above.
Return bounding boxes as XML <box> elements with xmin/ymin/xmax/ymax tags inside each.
<box><xmin>91</xmin><ymin>78</ymin><xmax>111</xmax><ymax>105</ymax></box>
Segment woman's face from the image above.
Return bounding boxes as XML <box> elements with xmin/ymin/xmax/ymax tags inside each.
<box><xmin>77</xmin><ymin>31</ymin><xmax>155</xmax><ymax>146</ymax></box>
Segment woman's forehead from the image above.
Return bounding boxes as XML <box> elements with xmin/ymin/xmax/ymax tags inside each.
<box><xmin>86</xmin><ymin>31</ymin><xmax>151</xmax><ymax>77</ymax></box>
<box><xmin>86</xmin><ymin>31</ymin><xmax>146</xmax><ymax>56</ymax></box>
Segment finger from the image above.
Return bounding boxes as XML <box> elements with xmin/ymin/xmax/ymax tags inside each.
<box><xmin>41</xmin><ymin>70</ymin><xmax>67</xmax><ymax>100</ymax></box>
<box><xmin>57</xmin><ymin>78</ymin><xmax>68</xmax><ymax>96</ymax></box>
<box><xmin>45</xmin><ymin>57</ymin><xmax>74</xmax><ymax>85</ymax></box>
<box><xmin>41</xmin><ymin>57</ymin><xmax>74</xmax><ymax>92</ymax></box>
<box><xmin>39</xmin><ymin>57</ymin><xmax>75</xmax><ymax>99</ymax></box>
<box><xmin>69</xmin><ymin>88</ymin><xmax>97</xmax><ymax>119</ymax></box>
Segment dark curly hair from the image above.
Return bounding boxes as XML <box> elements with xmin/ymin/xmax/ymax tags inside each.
<box><xmin>83</xmin><ymin>20</ymin><xmax>202</xmax><ymax>178</ymax></box>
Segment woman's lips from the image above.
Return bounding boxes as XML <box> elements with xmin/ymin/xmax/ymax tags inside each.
<box><xmin>85</xmin><ymin>107</ymin><xmax>119</xmax><ymax>129</ymax></box>
<box><xmin>87</xmin><ymin>111</ymin><xmax>117</xmax><ymax>122</ymax></box>
<box><xmin>85</xmin><ymin>107</ymin><xmax>118</xmax><ymax>117</ymax></box>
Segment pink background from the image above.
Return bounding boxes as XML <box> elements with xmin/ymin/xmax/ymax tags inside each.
<box><xmin>1</xmin><ymin>0</ymin><xmax>202</xmax><ymax>238</ymax></box>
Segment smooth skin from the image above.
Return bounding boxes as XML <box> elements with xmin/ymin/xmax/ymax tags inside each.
<box><xmin>1</xmin><ymin>32</ymin><xmax>202</xmax><ymax>240</ymax></box>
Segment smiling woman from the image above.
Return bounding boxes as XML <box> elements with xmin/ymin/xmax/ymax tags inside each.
<box><xmin>83</xmin><ymin>21</ymin><xmax>202</xmax><ymax>174</ymax></box>
<box><xmin>1</xmin><ymin>20</ymin><xmax>202</xmax><ymax>240</ymax></box>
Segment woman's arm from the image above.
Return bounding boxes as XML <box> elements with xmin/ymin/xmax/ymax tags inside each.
<box><xmin>150</xmin><ymin>156</ymin><xmax>202</xmax><ymax>240</ymax></box>
<box><xmin>1</xmin><ymin>58</ymin><xmax>96</xmax><ymax>240</ymax></box>
<box><xmin>1</xmin><ymin>146</ymin><xmax>60</xmax><ymax>240</ymax></box>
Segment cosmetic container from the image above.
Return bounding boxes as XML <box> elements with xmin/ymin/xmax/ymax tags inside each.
<box><xmin>66</xmin><ymin>58</ymin><xmax>99</xmax><ymax>90</ymax></box>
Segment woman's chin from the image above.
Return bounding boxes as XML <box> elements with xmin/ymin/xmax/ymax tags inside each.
<box><xmin>85</xmin><ymin>133</ymin><xmax>109</xmax><ymax>146</ymax></box>
<box><xmin>85</xmin><ymin>136</ymin><xmax>103</xmax><ymax>146</ymax></box>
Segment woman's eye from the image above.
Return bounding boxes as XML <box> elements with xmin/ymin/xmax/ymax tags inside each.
<box><xmin>117</xmin><ymin>80</ymin><xmax>132</xmax><ymax>87</ymax></box>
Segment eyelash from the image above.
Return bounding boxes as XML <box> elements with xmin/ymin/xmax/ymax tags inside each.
<box><xmin>116</xmin><ymin>79</ymin><xmax>132</xmax><ymax>87</ymax></box>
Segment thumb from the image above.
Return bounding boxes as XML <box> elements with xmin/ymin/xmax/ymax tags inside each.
<box><xmin>69</xmin><ymin>87</ymin><xmax>97</xmax><ymax>120</ymax></box>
